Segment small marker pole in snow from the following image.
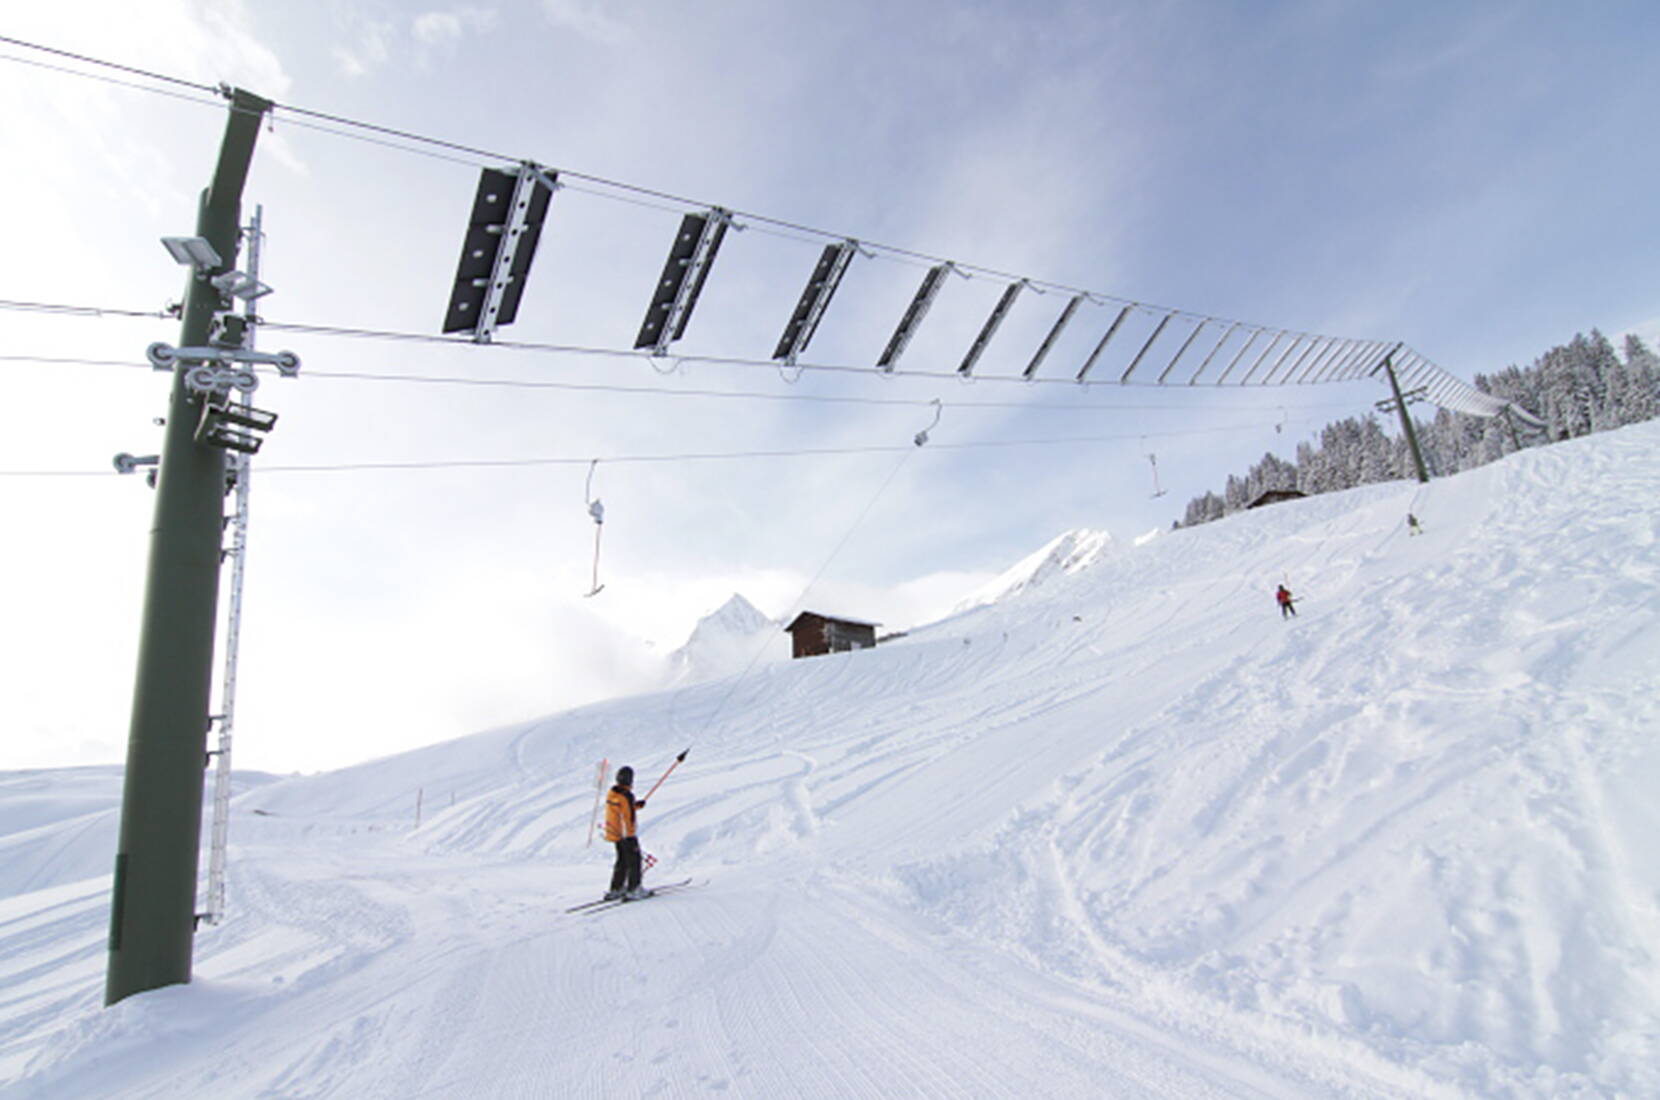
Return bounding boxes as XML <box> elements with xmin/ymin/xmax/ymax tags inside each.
<box><xmin>642</xmin><ymin>747</ymin><xmax>690</xmax><ymax>804</ymax></box>
<box><xmin>586</xmin><ymin>757</ymin><xmax>608</xmax><ymax>847</ymax></box>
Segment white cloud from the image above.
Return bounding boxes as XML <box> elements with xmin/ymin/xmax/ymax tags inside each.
<box><xmin>413</xmin><ymin>6</ymin><xmax>497</xmax><ymax>46</ymax></box>
<box><xmin>332</xmin><ymin>20</ymin><xmax>393</xmax><ymax>79</ymax></box>
<box><xmin>413</xmin><ymin>13</ymin><xmax>465</xmax><ymax>45</ymax></box>
<box><xmin>539</xmin><ymin>0</ymin><xmax>629</xmax><ymax>45</ymax></box>
<box><xmin>1619</xmin><ymin>316</ymin><xmax>1660</xmax><ymax>351</ymax></box>
<box><xmin>332</xmin><ymin>47</ymin><xmax>369</xmax><ymax>79</ymax></box>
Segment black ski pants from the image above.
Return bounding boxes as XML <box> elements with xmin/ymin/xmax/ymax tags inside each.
<box><xmin>610</xmin><ymin>836</ymin><xmax>642</xmax><ymax>893</ymax></box>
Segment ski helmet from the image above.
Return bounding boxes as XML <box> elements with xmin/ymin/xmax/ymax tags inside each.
<box><xmin>616</xmin><ymin>765</ymin><xmax>634</xmax><ymax>787</ymax></box>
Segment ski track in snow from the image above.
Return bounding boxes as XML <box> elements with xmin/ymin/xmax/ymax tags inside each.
<box><xmin>5</xmin><ymin>421</ymin><xmax>1660</xmax><ymax>1097</ymax></box>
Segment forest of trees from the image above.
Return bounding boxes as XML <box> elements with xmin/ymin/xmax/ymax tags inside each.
<box><xmin>1177</xmin><ymin>330</ymin><xmax>1660</xmax><ymax>527</ymax></box>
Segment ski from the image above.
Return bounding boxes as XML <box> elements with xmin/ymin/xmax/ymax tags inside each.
<box><xmin>567</xmin><ymin>878</ymin><xmax>696</xmax><ymax>915</ymax></box>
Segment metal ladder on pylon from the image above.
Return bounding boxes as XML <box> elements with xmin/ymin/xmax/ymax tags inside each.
<box><xmin>203</xmin><ymin>205</ymin><xmax>265</xmax><ymax>927</ymax></box>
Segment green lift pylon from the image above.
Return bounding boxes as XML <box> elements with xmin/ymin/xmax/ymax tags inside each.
<box><xmin>106</xmin><ymin>87</ymin><xmax>272</xmax><ymax>1007</ymax></box>
<box><xmin>1380</xmin><ymin>346</ymin><xmax>1431</xmax><ymax>484</ymax></box>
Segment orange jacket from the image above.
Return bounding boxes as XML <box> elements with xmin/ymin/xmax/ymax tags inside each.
<box><xmin>603</xmin><ymin>786</ymin><xmax>639</xmax><ymax>842</ymax></box>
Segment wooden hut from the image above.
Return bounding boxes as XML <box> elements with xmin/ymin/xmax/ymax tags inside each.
<box><xmin>1246</xmin><ymin>488</ymin><xmax>1306</xmax><ymax>510</ymax></box>
<box><xmin>784</xmin><ymin>611</ymin><xmax>879</xmax><ymax>659</ymax></box>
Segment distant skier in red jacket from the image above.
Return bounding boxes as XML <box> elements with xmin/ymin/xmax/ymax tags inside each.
<box><xmin>1276</xmin><ymin>584</ymin><xmax>1297</xmax><ymax>619</ymax></box>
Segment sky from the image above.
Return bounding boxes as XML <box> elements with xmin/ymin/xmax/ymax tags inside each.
<box><xmin>1</xmin><ymin>0</ymin><xmax>1656</xmax><ymax>773</ymax></box>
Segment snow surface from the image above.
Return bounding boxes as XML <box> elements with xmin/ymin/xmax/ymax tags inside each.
<box><xmin>4</xmin><ymin>421</ymin><xmax>1660</xmax><ymax>1098</ymax></box>
<box><xmin>954</xmin><ymin>527</ymin><xmax>1114</xmax><ymax>612</ymax></box>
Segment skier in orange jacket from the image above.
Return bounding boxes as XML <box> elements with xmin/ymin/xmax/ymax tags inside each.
<box><xmin>603</xmin><ymin>766</ymin><xmax>651</xmax><ymax>901</ymax></box>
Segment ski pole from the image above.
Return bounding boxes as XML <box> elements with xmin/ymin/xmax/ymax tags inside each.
<box><xmin>642</xmin><ymin>746</ymin><xmax>689</xmax><ymax>804</ymax></box>
<box><xmin>586</xmin><ymin>757</ymin><xmax>608</xmax><ymax>847</ymax></box>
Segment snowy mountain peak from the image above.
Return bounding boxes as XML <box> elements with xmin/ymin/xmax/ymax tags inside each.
<box><xmin>701</xmin><ymin>593</ymin><xmax>772</xmax><ymax>636</ymax></box>
<box><xmin>956</xmin><ymin>528</ymin><xmax>1113</xmax><ymax>612</ymax></box>
<box><xmin>664</xmin><ymin>593</ymin><xmax>780</xmax><ymax>685</ymax></box>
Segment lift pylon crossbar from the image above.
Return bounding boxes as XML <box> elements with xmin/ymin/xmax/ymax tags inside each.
<box><xmin>1294</xmin><ymin>339</ymin><xmax>1345</xmax><ymax>383</ymax></box>
<box><xmin>1315</xmin><ymin>340</ymin><xmax>1366</xmax><ymax>383</ymax></box>
<box><xmin>1213</xmin><ymin>327</ymin><xmax>1266</xmax><ymax>385</ymax></box>
<box><xmin>1076</xmin><ymin>304</ymin><xmax>1132</xmax><ymax>382</ymax></box>
<box><xmin>1121</xmin><ymin>311</ymin><xmax>1174</xmax><ymax>383</ymax></box>
<box><xmin>1187</xmin><ymin>322</ymin><xmax>1239</xmax><ymax>384</ymax></box>
<box><xmin>877</xmin><ymin>262</ymin><xmax>951</xmax><ymax>371</ymax></box>
<box><xmin>636</xmin><ymin>207</ymin><xmax>730</xmax><ymax>355</ymax></box>
<box><xmin>1023</xmin><ymin>293</ymin><xmax>1082</xmax><ymax>380</ymax></box>
<box><xmin>1269</xmin><ymin>336</ymin><xmax>1325</xmax><ymax>385</ymax></box>
<box><xmin>958</xmin><ymin>279</ymin><xmax>1024</xmax><ymax>376</ymax></box>
<box><xmin>1362</xmin><ymin>343</ymin><xmax>1398</xmax><ymax>377</ymax></box>
<box><xmin>1233</xmin><ymin>331</ymin><xmax>1286</xmax><ymax>385</ymax></box>
<box><xmin>1326</xmin><ymin>339</ymin><xmax>1371</xmax><ymax>381</ymax></box>
<box><xmin>1157</xmin><ymin>319</ymin><xmax>1208</xmax><ymax>384</ymax></box>
<box><xmin>774</xmin><ymin>239</ymin><xmax>855</xmax><ymax>364</ymax></box>
<box><xmin>442</xmin><ymin>165</ymin><xmax>556</xmax><ymax>340</ymax></box>
<box><xmin>1343</xmin><ymin>341</ymin><xmax>1387</xmax><ymax>381</ymax></box>
<box><xmin>1247</xmin><ymin>333</ymin><xmax>1304</xmax><ymax>385</ymax></box>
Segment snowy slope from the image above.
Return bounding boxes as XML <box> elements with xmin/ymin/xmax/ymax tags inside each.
<box><xmin>4</xmin><ymin>421</ymin><xmax>1659</xmax><ymax>1098</ymax></box>
<box><xmin>0</xmin><ymin>767</ymin><xmax>279</xmax><ymax>901</ymax></box>
<box><xmin>954</xmin><ymin>527</ymin><xmax>1114</xmax><ymax>611</ymax></box>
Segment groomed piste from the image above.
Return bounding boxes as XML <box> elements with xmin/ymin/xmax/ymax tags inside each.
<box><xmin>4</xmin><ymin>420</ymin><xmax>1658</xmax><ymax>1098</ymax></box>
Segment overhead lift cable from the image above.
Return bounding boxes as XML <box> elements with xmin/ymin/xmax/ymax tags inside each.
<box><xmin>0</xmin><ymin>37</ymin><xmax>1386</xmax><ymax>373</ymax></box>
<box><xmin>0</xmin><ymin>38</ymin><xmax>1519</xmax><ymax>415</ymax></box>
<box><xmin>0</xmin><ymin>412</ymin><xmax>1344</xmax><ymax>480</ymax></box>
<box><xmin>0</xmin><ymin>347</ymin><xmax>1375</xmax><ymax>416</ymax></box>
<box><xmin>257</xmin><ymin>315</ymin><xmax>1315</xmax><ymax>393</ymax></box>
<box><xmin>0</xmin><ymin>298</ymin><xmax>1394</xmax><ymax>402</ymax></box>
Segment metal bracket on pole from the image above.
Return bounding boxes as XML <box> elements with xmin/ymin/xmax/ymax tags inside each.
<box><xmin>184</xmin><ymin>365</ymin><xmax>259</xmax><ymax>399</ymax></box>
<box><xmin>147</xmin><ymin>341</ymin><xmax>300</xmax><ymax>377</ymax></box>
<box><xmin>209</xmin><ymin>270</ymin><xmax>271</xmax><ymax>302</ymax></box>
<box><xmin>1374</xmin><ymin>386</ymin><xmax>1429</xmax><ymax>414</ymax></box>
<box><xmin>195</xmin><ymin>399</ymin><xmax>278</xmax><ymax>454</ymax></box>
<box><xmin>113</xmin><ymin>452</ymin><xmax>161</xmax><ymax>475</ymax></box>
